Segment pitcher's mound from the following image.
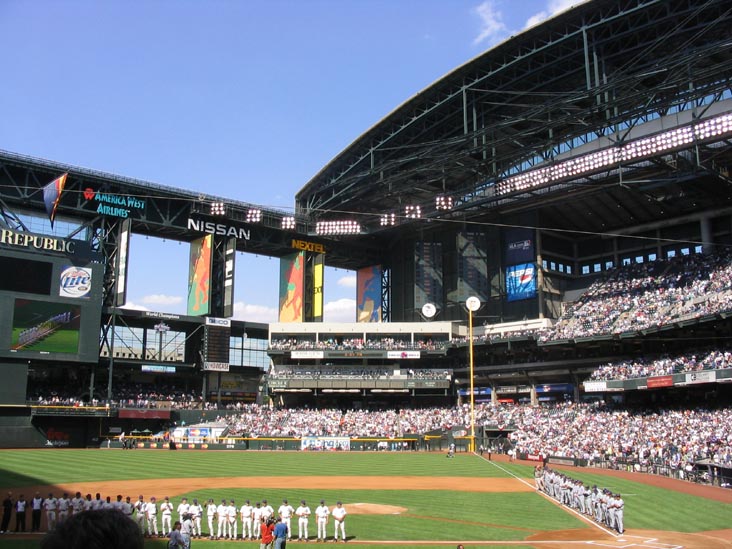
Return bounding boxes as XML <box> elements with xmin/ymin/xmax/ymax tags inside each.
<box><xmin>348</xmin><ymin>503</ymin><xmax>406</xmax><ymax>515</ymax></box>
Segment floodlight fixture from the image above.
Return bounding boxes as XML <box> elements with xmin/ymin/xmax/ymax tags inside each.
<box><xmin>435</xmin><ymin>196</ymin><xmax>453</xmax><ymax>210</ymax></box>
<box><xmin>210</xmin><ymin>202</ymin><xmax>226</xmax><ymax>216</ymax></box>
<box><xmin>281</xmin><ymin>216</ymin><xmax>296</xmax><ymax>230</ymax></box>
<box><xmin>495</xmin><ymin>111</ymin><xmax>732</xmax><ymax>196</ymax></box>
<box><xmin>405</xmin><ymin>205</ymin><xmax>422</xmax><ymax>219</ymax></box>
<box><xmin>380</xmin><ymin>213</ymin><xmax>397</xmax><ymax>226</ymax></box>
<box><xmin>246</xmin><ymin>208</ymin><xmax>262</xmax><ymax>223</ymax></box>
<box><xmin>315</xmin><ymin>219</ymin><xmax>361</xmax><ymax>235</ymax></box>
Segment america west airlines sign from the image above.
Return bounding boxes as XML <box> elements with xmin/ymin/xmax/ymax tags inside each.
<box><xmin>187</xmin><ymin>218</ymin><xmax>251</xmax><ymax>240</ymax></box>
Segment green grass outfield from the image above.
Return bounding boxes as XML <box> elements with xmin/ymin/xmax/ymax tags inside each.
<box><xmin>0</xmin><ymin>450</ymin><xmax>729</xmax><ymax>548</ymax></box>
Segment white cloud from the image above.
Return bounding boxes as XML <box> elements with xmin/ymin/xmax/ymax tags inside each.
<box><xmin>119</xmin><ymin>301</ymin><xmax>150</xmax><ymax>312</ymax></box>
<box><xmin>232</xmin><ymin>301</ymin><xmax>279</xmax><ymax>324</ymax></box>
<box><xmin>324</xmin><ymin>298</ymin><xmax>356</xmax><ymax>323</ymax></box>
<box><xmin>472</xmin><ymin>0</ymin><xmax>508</xmax><ymax>46</ymax></box>
<box><xmin>141</xmin><ymin>294</ymin><xmax>184</xmax><ymax>306</ymax></box>
<box><xmin>337</xmin><ymin>274</ymin><xmax>357</xmax><ymax>288</ymax></box>
<box><xmin>525</xmin><ymin>0</ymin><xmax>587</xmax><ymax>29</ymax></box>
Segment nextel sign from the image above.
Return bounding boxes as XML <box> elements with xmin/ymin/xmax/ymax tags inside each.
<box><xmin>291</xmin><ymin>239</ymin><xmax>326</xmax><ymax>254</ymax></box>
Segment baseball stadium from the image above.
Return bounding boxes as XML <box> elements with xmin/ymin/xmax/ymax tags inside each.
<box><xmin>1</xmin><ymin>0</ymin><xmax>732</xmax><ymax>548</ymax></box>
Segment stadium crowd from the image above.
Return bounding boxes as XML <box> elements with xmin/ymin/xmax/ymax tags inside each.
<box><xmin>540</xmin><ymin>250</ymin><xmax>732</xmax><ymax>341</ymax></box>
<box><xmin>269</xmin><ymin>337</ymin><xmax>449</xmax><ymax>351</ymax></box>
<box><xmin>589</xmin><ymin>348</ymin><xmax>732</xmax><ymax>381</ymax></box>
<box><xmin>213</xmin><ymin>401</ymin><xmax>732</xmax><ymax>471</ymax></box>
<box><xmin>270</xmin><ymin>367</ymin><xmax>450</xmax><ymax>380</ymax></box>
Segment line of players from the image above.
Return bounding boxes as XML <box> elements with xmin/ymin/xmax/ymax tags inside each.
<box><xmin>535</xmin><ymin>466</ymin><xmax>625</xmax><ymax>535</ymax></box>
<box><xmin>36</xmin><ymin>492</ymin><xmax>347</xmax><ymax>542</ymax></box>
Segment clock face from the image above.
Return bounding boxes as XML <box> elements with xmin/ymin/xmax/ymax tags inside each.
<box><xmin>466</xmin><ymin>296</ymin><xmax>481</xmax><ymax>312</ymax></box>
<box><xmin>421</xmin><ymin>303</ymin><xmax>437</xmax><ymax>318</ymax></box>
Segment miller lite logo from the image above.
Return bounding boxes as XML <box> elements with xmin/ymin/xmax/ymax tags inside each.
<box><xmin>59</xmin><ymin>266</ymin><xmax>92</xmax><ymax>298</ymax></box>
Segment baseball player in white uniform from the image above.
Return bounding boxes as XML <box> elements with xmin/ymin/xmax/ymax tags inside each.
<box><xmin>240</xmin><ymin>499</ymin><xmax>254</xmax><ymax>540</ymax></box>
<box><xmin>206</xmin><ymin>498</ymin><xmax>217</xmax><ymax>539</ymax></box>
<box><xmin>332</xmin><ymin>501</ymin><xmax>347</xmax><ymax>542</ymax></box>
<box><xmin>82</xmin><ymin>494</ymin><xmax>93</xmax><ymax>512</ymax></box>
<box><xmin>216</xmin><ymin>499</ymin><xmax>228</xmax><ymax>539</ymax></box>
<box><xmin>227</xmin><ymin>499</ymin><xmax>238</xmax><ymax>540</ymax></box>
<box><xmin>91</xmin><ymin>493</ymin><xmax>103</xmax><ymax>511</ymax></box>
<box><xmin>177</xmin><ymin>497</ymin><xmax>190</xmax><ymax>526</ymax></box>
<box><xmin>252</xmin><ymin>502</ymin><xmax>263</xmax><ymax>539</ymax></box>
<box><xmin>146</xmin><ymin>496</ymin><xmax>159</xmax><ymax>537</ymax></box>
<box><xmin>160</xmin><ymin>496</ymin><xmax>174</xmax><ymax>536</ymax></box>
<box><xmin>57</xmin><ymin>493</ymin><xmax>71</xmax><ymax>524</ymax></box>
<box><xmin>44</xmin><ymin>493</ymin><xmax>58</xmax><ymax>531</ymax></box>
<box><xmin>190</xmin><ymin>498</ymin><xmax>203</xmax><ymax>538</ymax></box>
<box><xmin>315</xmin><ymin>499</ymin><xmax>329</xmax><ymax>542</ymax></box>
<box><xmin>133</xmin><ymin>495</ymin><xmax>146</xmax><ymax>533</ymax></box>
<box><xmin>261</xmin><ymin>499</ymin><xmax>274</xmax><ymax>522</ymax></box>
<box><xmin>296</xmin><ymin>499</ymin><xmax>311</xmax><ymax>541</ymax></box>
<box><xmin>278</xmin><ymin>499</ymin><xmax>294</xmax><ymax>540</ymax></box>
<box><xmin>70</xmin><ymin>492</ymin><xmax>84</xmax><ymax>516</ymax></box>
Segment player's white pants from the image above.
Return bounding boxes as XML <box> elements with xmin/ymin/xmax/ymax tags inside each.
<box><xmin>162</xmin><ymin>514</ymin><xmax>172</xmax><ymax>535</ymax></box>
<box><xmin>46</xmin><ymin>511</ymin><xmax>57</xmax><ymax>531</ymax></box>
<box><xmin>242</xmin><ymin>517</ymin><xmax>253</xmax><ymax>538</ymax></box>
<box><xmin>298</xmin><ymin>518</ymin><xmax>309</xmax><ymax>540</ymax></box>
<box><xmin>58</xmin><ymin>511</ymin><xmax>69</xmax><ymax>525</ymax></box>
<box><xmin>207</xmin><ymin>516</ymin><xmax>215</xmax><ymax>537</ymax></box>
<box><xmin>135</xmin><ymin>514</ymin><xmax>145</xmax><ymax>533</ymax></box>
<box><xmin>284</xmin><ymin>517</ymin><xmax>292</xmax><ymax>539</ymax></box>
<box><xmin>228</xmin><ymin>519</ymin><xmax>237</xmax><ymax>539</ymax></box>
<box><xmin>333</xmin><ymin>520</ymin><xmax>345</xmax><ymax>541</ymax></box>
<box><xmin>147</xmin><ymin>515</ymin><xmax>158</xmax><ymax>536</ymax></box>
<box><xmin>217</xmin><ymin>517</ymin><xmax>227</xmax><ymax>538</ymax></box>
<box><xmin>317</xmin><ymin>518</ymin><xmax>327</xmax><ymax>540</ymax></box>
<box><xmin>253</xmin><ymin>518</ymin><xmax>261</xmax><ymax>538</ymax></box>
<box><xmin>615</xmin><ymin>510</ymin><xmax>624</xmax><ymax>533</ymax></box>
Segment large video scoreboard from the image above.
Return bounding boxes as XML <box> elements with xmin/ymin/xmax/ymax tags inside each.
<box><xmin>0</xmin><ymin>229</ymin><xmax>104</xmax><ymax>363</ymax></box>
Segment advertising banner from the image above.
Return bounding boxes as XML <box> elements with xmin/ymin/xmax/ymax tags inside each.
<box><xmin>301</xmin><ymin>436</ymin><xmax>351</xmax><ymax>451</ymax></box>
<box><xmin>647</xmin><ymin>375</ymin><xmax>674</xmax><ymax>389</ymax></box>
<box><xmin>506</xmin><ymin>263</ymin><xmax>536</xmax><ymax>302</ymax></box>
<box><xmin>504</xmin><ymin>227</ymin><xmax>535</xmax><ymax>264</ymax></box>
<box><xmin>357</xmin><ymin>265</ymin><xmax>382</xmax><ymax>322</ymax></box>
<box><xmin>279</xmin><ymin>252</ymin><xmax>304</xmax><ymax>322</ymax></box>
<box><xmin>684</xmin><ymin>370</ymin><xmax>716</xmax><ymax>384</ymax></box>
<box><xmin>187</xmin><ymin>235</ymin><xmax>213</xmax><ymax>316</ymax></box>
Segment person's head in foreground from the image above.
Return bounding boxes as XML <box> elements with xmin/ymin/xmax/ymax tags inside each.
<box><xmin>40</xmin><ymin>509</ymin><xmax>143</xmax><ymax>549</ymax></box>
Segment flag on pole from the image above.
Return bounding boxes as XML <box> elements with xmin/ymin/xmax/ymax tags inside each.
<box><xmin>43</xmin><ymin>173</ymin><xmax>68</xmax><ymax>227</ymax></box>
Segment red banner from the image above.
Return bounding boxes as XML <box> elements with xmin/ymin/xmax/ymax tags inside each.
<box><xmin>647</xmin><ymin>375</ymin><xmax>673</xmax><ymax>389</ymax></box>
<box><xmin>118</xmin><ymin>409</ymin><xmax>171</xmax><ymax>419</ymax></box>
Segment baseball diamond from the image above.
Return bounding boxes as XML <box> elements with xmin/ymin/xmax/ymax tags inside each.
<box><xmin>0</xmin><ymin>451</ymin><xmax>731</xmax><ymax>548</ymax></box>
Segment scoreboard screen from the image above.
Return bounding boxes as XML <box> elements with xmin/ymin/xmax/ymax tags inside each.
<box><xmin>0</xmin><ymin>243</ymin><xmax>103</xmax><ymax>363</ymax></box>
<box><xmin>203</xmin><ymin>324</ymin><xmax>231</xmax><ymax>364</ymax></box>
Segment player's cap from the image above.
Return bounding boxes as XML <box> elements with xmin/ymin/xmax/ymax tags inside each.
<box><xmin>231</xmin><ymin>500</ymin><xmax>235</xmax><ymax>504</ymax></box>
<box><xmin>301</xmin><ymin>500</ymin><xmax>306</xmax><ymax>504</ymax></box>
<box><xmin>263</xmin><ymin>499</ymin><xmax>267</xmax><ymax>503</ymax></box>
<box><xmin>193</xmin><ymin>499</ymin><xmax>198</xmax><ymax>504</ymax></box>
<box><xmin>165</xmin><ymin>497</ymin><xmax>169</xmax><ymax>500</ymax></box>
<box><xmin>222</xmin><ymin>499</ymin><xmax>227</xmax><ymax>503</ymax></box>
<box><xmin>283</xmin><ymin>499</ymin><xmax>288</xmax><ymax>503</ymax></box>
<box><xmin>320</xmin><ymin>500</ymin><xmax>325</xmax><ymax>504</ymax></box>
<box><xmin>151</xmin><ymin>496</ymin><xmax>156</xmax><ymax>501</ymax></box>
<box><xmin>246</xmin><ymin>499</ymin><xmax>250</xmax><ymax>503</ymax></box>
<box><xmin>256</xmin><ymin>502</ymin><xmax>261</xmax><ymax>506</ymax></box>
<box><xmin>336</xmin><ymin>501</ymin><xmax>342</xmax><ymax>505</ymax></box>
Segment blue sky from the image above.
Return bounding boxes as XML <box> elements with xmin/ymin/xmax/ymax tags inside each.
<box><xmin>0</xmin><ymin>0</ymin><xmax>580</xmax><ymax>322</ymax></box>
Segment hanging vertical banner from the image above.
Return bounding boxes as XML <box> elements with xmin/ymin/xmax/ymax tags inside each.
<box><xmin>357</xmin><ymin>265</ymin><xmax>382</xmax><ymax>322</ymax></box>
<box><xmin>455</xmin><ymin>232</ymin><xmax>488</xmax><ymax>303</ymax></box>
<box><xmin>187</xmin><ymin>234</ymin><xmax>213</xmax><ymax>316</ymax></box>
<box><xmin>279</xmin><ymin>251</ymin><xmax>304</xmax><ymax>322</ymax></box>
<box><xmin>114</xmin><ymin>218</ymin><xmax>132</xmax><ymax>307</ymax></box>
<box><xmin>312</xmin><ymin>253</ymin><xmax>324</xmax><ymax>322</ymax></box>
<box><xmin>504</xmin><ymin>228</ymin><xmax>535</xmax><ymax>264</ymax></box>
<box><xmin>506</xmin><ymin>263</ymin><xmax>536</xmax><ymax>302</ymax></box>
<box><xmin>223</xmin><ymin>237</ymin><xmax>236</xmax><ymax>318</ymax></box>
<box><xmin>414</xmin><ymin>242</ymin><xmax>443</xmax><ymax>309</ymax></box>
<box><xmin>43</xmin><ymin>173</ymin><xmax>68</xmax><ymax>228</ymax></box>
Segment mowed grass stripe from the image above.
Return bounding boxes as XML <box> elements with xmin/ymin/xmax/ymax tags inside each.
<box><xmin>0</xmin><ymin>450</ymin><xmax>518</xmax><ymax>486</ymax></box>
